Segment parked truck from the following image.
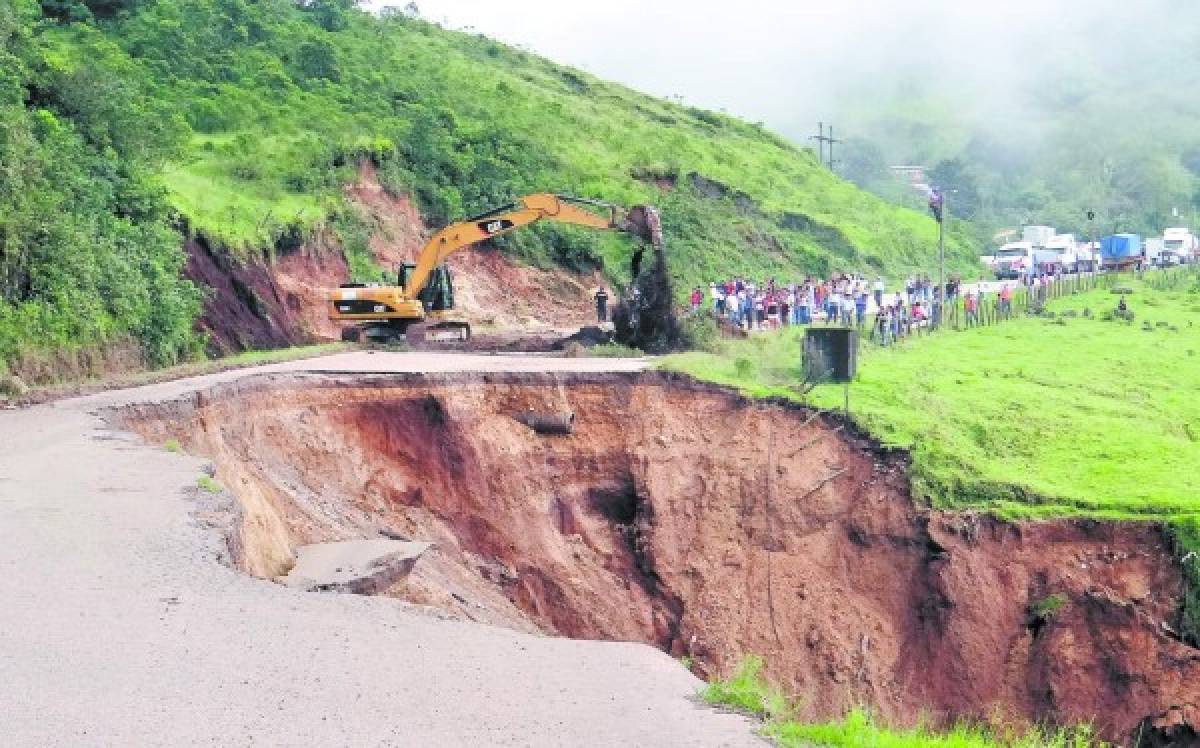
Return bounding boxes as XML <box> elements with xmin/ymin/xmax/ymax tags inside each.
<box><xmin>1035</xmin><ymin>234</ymin><xmax>1082</xmax><ymax>273</ymax></box>
<box><xmin>1144</xmin><ymin>238</ymin><xmax>1165</xmax><ymax>266</ymax></box>
<box><xmin>1099</xmin><ymin>234</ymin><xmax>1142</xmax><ymax>269</ymax></box>
<box><xmin>1022</xmin><ymin>225</ymin><xmax>1056</xmax><ymax>248</ymax></box>
<box><xmin>993</xmin><ymin>241</ymin><xmax>1036</xmax><ymax>279</ymax></box>
<box><xmin>1162</xmin><ymin>227</ymin><xmax>1198</xmax><ymax>264</ymax></box>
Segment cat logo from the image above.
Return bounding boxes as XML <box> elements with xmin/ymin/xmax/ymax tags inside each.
<box><xmin>479</xmin><ymin>218</ymin><xmax>515</xmax><ymax>235</ymax></box>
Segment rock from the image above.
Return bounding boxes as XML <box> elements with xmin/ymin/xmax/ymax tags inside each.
<box><xmin>0</xmin><ymin>374</ymin><xmax>29</xmax><ymax>398</ymax></box>
<box><xmin>281</xmin><ymin>538</ymin><xmax>431</xmax><ymax>595</ymax></box>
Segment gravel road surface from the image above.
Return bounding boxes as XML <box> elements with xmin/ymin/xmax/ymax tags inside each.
<box><xmin>0</xmin><ymin>352</ymin><xmax>761</xmax><ymax>747</ymax></box>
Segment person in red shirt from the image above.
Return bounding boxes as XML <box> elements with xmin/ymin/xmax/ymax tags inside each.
<box><xmin>998</xmin><ymin>284</ymin><xmax>1013</xmax><ymax>319</ymax></box>
<box><xmin>964</xmin><ymin>291</ymin><xmax>979</xmax><ymax>327</ymax></box>
<box><xmin>689</xmin><ymin>287</ymin><xmax>703</xmax><ymax>314</ymax></box>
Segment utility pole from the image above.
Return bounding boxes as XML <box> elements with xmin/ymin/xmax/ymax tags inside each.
<box><xmin>810</xmin><ymin>122</ymin><xmax>826</xmax><ymax>167</ymax></box>
<box><xmin>938</xmin><ymin>192</ymin><xmax>946</xmax><ymax>328</ymax></box>
<box><xmin>810</xmin><ymin>123</ymin><xmax>841</xmax><ymax>171</ymax></box>
<box><xmin>827</xmin><ymin>125</ymin><xmax>841</xmax><ymax>172</ymax></box>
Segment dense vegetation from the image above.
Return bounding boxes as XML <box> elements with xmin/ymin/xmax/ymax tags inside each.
<box><xmin>0</xmin><ymin>0</ymin><xmax>200</xmax><ymax>371</ymax></box>
<box><xmin>0</xmin><ymin>0</ymin><xmax>972</xmax><ymax>378</ymax></box>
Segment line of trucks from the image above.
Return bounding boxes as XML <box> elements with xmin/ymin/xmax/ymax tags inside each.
<box><xmin>982</xmin><ymin>226</ymin><xmax>1199</xmax><ymax>279</ymax></box>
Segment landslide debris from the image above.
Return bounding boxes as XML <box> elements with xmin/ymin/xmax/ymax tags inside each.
<box><xmin>120</xmin><ymin>371</ymin><xmax>1200</xmax><ymax>743</ymax></box>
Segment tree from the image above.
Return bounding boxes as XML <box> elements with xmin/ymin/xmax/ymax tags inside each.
<box><xmin>296</xmin><ymin>38</ymin><xmax>339</xmax><ymax>81</ymax></box>
<box><xmin>300</xmin><ymin>0</ymin><xmax>357</xmax><ymax>32</ymax></box>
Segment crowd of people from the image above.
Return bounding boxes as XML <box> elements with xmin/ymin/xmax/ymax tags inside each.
<box><xmin>685</xmin><ymin>271</ymin><xmax>1040</xmax><ymax>345</ymax></box>
<box><xmin>689</xmin><ymin>274</ymin><xmax>883</xmax><ymax>330</ymax></box>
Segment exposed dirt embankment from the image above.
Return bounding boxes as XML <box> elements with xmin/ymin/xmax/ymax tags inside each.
<box><xmin>184</xmin><ymin>164</ymin><xmax>610</xmax><ymax>355</ymax></box>
<box><xmin>184</xmin><ymin>233</ymin><xmax>347</xmax><ymax>355</ymax></box>
<box><xmin>120</xmin><ymin>372</ymin><xmax>1200</xmax><ymax>744</ymax></box>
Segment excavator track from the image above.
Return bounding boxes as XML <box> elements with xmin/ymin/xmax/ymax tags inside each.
<box><xmin>406</xmin><ymin>320</ymin><xmax>471</xmax><ymax>346</ymax></box>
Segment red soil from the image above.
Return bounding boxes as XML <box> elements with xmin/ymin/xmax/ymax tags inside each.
<box><xmin>121</xmin><ymin>372</ymin><xmax>1200</xmax><ymax>744</ymax></box>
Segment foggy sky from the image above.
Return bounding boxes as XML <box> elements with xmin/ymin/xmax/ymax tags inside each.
<box><xmin>369</xmin><ymin>0</ymin><xmax>1193</xmax><ymax>156</ymax></box>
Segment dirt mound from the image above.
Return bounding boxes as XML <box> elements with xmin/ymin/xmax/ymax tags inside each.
<box><xmin>120</xmin><ymin>372</ymin><xmax>1200</xmax><ymax>744</ymax></box>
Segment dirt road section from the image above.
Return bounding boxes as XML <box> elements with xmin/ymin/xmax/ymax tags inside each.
<box><xmin>119</xmin><ymin>369</ymin><xmax>1200</xmax><ymax>745</ymax></box>
<box><xmin>0</xmin><ymin>353</ymin><xmax>762</xmax><ymax>747</ymax></box>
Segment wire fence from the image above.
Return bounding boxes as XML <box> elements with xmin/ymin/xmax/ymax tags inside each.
<box><xmin>865</xmin><ymin>264</ymin><xmax>1199</xmax><ymax>348</ymax></box>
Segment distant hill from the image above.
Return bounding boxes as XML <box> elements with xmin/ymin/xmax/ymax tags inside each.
<box><xmin>831</xmin><ymin>2</ymin><xmax>1200</xmax><ymax>245</ymax></box>
<box><xmin>0</xmin><ymin>0</ymin><xmax>972</xmax><ymax>378</ymax></box>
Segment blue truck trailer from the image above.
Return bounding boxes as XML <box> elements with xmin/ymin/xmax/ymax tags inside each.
<box><xmin>1100</xmin><ymin>234</ymin><xmax>1142</xmax><ymax>268</ymax></box>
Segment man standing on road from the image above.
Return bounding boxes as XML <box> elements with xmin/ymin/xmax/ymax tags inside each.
<box><xmin>594</xmin><ymin>287</ymin><xmax>609</xmax><ymax>324</ymax></box>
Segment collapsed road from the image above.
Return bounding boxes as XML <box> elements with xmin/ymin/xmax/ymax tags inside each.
<box><xmin>4</xmin><ymin>349</ymin><xmax>1199</xmax><ymax>746</ymax></box>
<box><xmin>0</xmin><ymin>351</ymin><xmax>759</xmax><ymax>747</ymax></box>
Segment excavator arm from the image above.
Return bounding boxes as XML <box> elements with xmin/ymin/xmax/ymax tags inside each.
<box><xmin>403</xmin><ymin>193</ymin><xmax>655</xmax><ymax>299</ymax></box>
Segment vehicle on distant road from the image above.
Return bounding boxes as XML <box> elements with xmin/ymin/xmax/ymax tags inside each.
<box><xmin>1145</xmin><ymin>238</ymin><xmax>1167</xmax><ymax>266</ymax></box>
<box><xmin>1100</xmin><ymin>234</ymin><xmax>1142</xmax><ymax>269</ymax></box>
<box><xmin>993</xmin><ymin>241</ymin><xmax>1035</xmax><ymax>279</ymax></box>
<box><xmin>1162</xmin><ymin>227</ymin><xmax>1198</xmax><ymax>264</ymax></box>
<box><xmin>1022</xmin><ymin>225</ymin><xmax>1056</xmax><ymax>248</ymax></box>
<box><xmin>1035</xmin><ymin>234</ymin><xmax>1082</xmax><ymax>273</ymax></box>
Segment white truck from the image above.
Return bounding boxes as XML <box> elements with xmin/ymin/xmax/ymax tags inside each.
<box><xmin>1022</xmin><ymin>225</ymin><xmax>1056</xmax><ymax>248</ymax></box>
<box><xmin>1162</xmin><ymin>227</ymin><xmax>1198</xmax><ymax>264</ymax></box>
<box><xmin>1145</xmin><ymin>237</ymin><xmax>1166</xmax><ymax>266</ymax></box>
<box><xmin>992</xmin><ymin>241</ymin><xmax>1036</xmax><ymax>279</ymax></box>
<box><xmin>1034</xmin><ymin>234</ymin><xmax>1083</xmax><ymax>273</ymax></box>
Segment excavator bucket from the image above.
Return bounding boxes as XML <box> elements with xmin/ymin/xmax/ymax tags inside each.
<box><xmin>624</xmin><ymin>205</ymin><xmax>664</xmax><ymax>249</ymax></box>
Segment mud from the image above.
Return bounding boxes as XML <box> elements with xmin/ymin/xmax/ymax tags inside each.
<box><xmin>120</xmin><ymin>372</ymin><xmax>1200</xmax><ymax>744</ymax></box>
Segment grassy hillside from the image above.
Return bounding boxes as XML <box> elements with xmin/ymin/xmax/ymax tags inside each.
<box><xmin>664</xmin><ymin>270</ymin><xmax>1200</xmax><ymax>635</ymax></box>
<box><xmin>0</xmin><ymin>0</ymin><xmax>976</xmax><ymax>377</ymax></box>
<box><xmin>135</xmin><ymin>0</ymin><xmax>976</xmax><ymax>281</ymax></box>
<box><xmin>665</xmin><ymin>273</ymin><xmax>1200</xmax><ymax>518</ymax></box>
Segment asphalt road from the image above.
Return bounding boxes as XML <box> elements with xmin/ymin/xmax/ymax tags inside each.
<box><xmin>0</xmin><ymin>352</ymin><xmax>762</xmax><ymax>747</ymax></box>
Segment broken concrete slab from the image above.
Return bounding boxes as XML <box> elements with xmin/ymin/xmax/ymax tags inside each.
<box><xmin>282</xmin><ymin>538</ymin><xmax>431</xmax><ymax>595</ymax></box>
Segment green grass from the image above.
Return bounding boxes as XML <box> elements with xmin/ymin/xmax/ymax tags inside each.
<box><xmin>84</xmin><ymin>1</ymin><xmax>976</xmax><ymax>283</ymax></box>
<box><xmin>700</xmin><ymin>657</ymin><xmax>1104</xmax><ymax>744</ymax></box>
<box><xmin>703</xmin><ymin>657</ymin><xmax>1105</xmax><ymax>748</ymax></box>
<box><xmin>770</xmin><ymin>709</ymin><xmax>1102</xmax><ymax>748</ymax></box>
<box><xmin>196</xmin><ymin>475</ymin><xmax>222</xmax><ymax>493</ymax></box>
<box><xmin>1030</xmin><ymin>593</ymin><xmax>1068</xmax><ymax>620</ymax></box>
<box><xmin>163</xmin><ymin>439</ymin><xmax>183</xmax><ymax>454</ymax></box>
<box><xmin>663</xmin><ymin>274</ymin><xmax>1200</xmax><ymax>638</ymax></box>
<box><xmin>663</xmin><ymin>276</ymin><xmax>1200</xmax><ymax>520</ymax></box>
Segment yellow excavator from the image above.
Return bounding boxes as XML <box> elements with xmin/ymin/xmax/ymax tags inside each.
<box><xmin>330</xmin><ymin>193</ymin><xmax>661</xmax><ymax>344</ymax></box>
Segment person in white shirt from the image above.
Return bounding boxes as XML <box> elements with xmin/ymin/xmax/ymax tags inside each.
<box><xmin>841</xmin><ymin>294</ymin><xmax>855</xmax><ymax>326</ymax></box>
<box><xmin>873</xmin><ymin>277</ymin><xmax>885</xmax><ymax>309</ymax></box>
<box><xmin>827</xmin><ymin>288</ymin><xmax>842</xmax><ymax>325</ymax></box>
